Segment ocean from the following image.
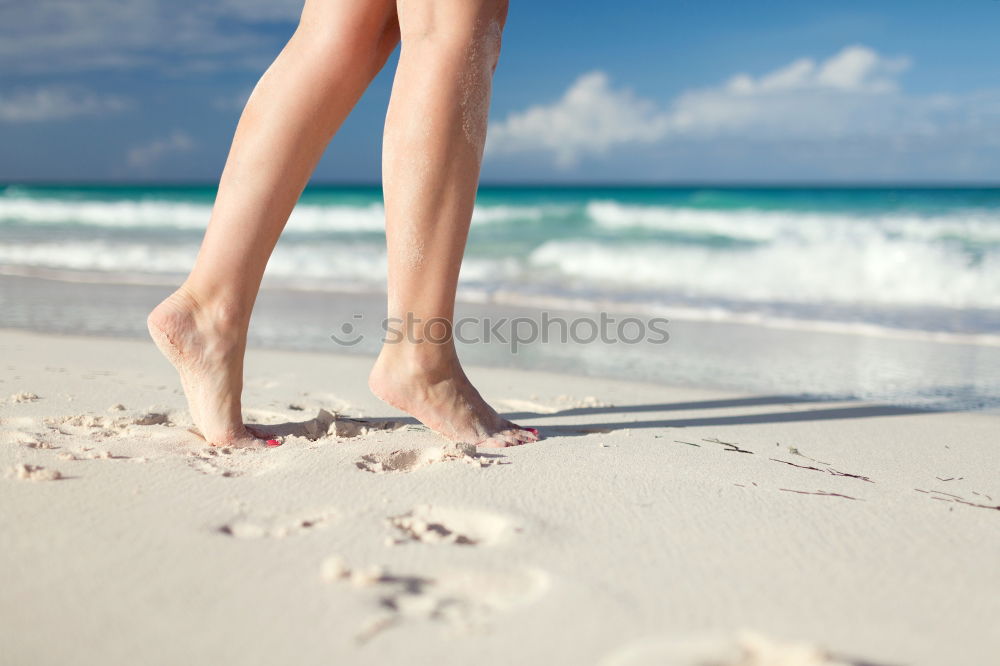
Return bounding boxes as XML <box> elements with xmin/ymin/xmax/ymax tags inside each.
<box><xmin>2</xmin><ymin>183</ymin><xmax>999</xmax><ymax>409</ymax></box>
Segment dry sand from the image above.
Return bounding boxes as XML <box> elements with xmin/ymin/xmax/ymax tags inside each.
<box><xmin>1</xmin><ymin>328</ymin><xmax>998</xmax><ymax>666</ymax></box>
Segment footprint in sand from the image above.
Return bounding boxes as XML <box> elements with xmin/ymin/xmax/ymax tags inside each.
<box><xmin>244</xmin><ymin>408</ymin><xmax>410</xmax><ymax>442</ymax></box>
<box><xmin>3</xmin><ymin>412</ymin><xmax>163</xmax><ymax>453</ymax></box>
<box><xmin>356</xmin><ymin>443</ymin><xmax>502</xmax><ymax>474</ymax></box>
<box><xmin>43</xmin><ymin>411</ymin><xmax>175</xmax><ymax>438</ymax></box>
<box><xmin>187</xmin><ymin>412</ymin><xmax>385</xmax><ymax>478</ymax></box>
<box><xmin>320</xmin><ymin>557</ymin><xmax>549</xmax><ymax>640</ymax></box>
<box><xmin>386</xmin><ymin>505</ymin><xmax>518</xmax><ymax>546</ymax></box>
<box><xmin>218</xmin><ymin>507</ymin><xmax>338</xmax><ymax>539</ymax></box>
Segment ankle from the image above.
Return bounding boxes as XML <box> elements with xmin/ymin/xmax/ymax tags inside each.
<box><xmin>173</xmin><ymin>283</ymin><xmax>249</xmax><ymax>333</ymax></box>
<box><xmin>375</xmin><ymin>340</ymin><xmax>461</xmax><ymax>383</ymax></box>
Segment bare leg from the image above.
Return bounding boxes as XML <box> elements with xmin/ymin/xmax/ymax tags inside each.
<box><xmin>369</xmin><ymin>0</ymin><xmax>538</xmax><ymax>448</ymax></box>
<box><xmin>148</xmin><ymin>0</ymin><xmax>400</xmax><ymax>447</ymax></box>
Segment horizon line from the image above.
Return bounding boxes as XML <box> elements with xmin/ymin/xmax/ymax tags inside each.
<box><xmin>3</xmin><ymin>179</ymin><xmax>1000</xmax><ymax>189</ymax></box>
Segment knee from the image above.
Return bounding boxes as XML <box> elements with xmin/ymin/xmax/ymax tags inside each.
<box><xmin>399</xmin><ymin>0</ymin><xmax>508</xmax><ymax>70</ymax></box>
<box><xmin>295</xmin><ymin>0</ymin><xmax>398</xmax><ymax>69</ymax></box>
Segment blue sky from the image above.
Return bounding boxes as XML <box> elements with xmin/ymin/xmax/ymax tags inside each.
<box><xmin>2</xmin><ymin>0</ymin><xmax>1000</xmax><ymax>183</ymax></box>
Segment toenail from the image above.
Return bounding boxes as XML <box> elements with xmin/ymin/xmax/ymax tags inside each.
<box><xmin>266</xmin><ymin>439</ymin><xmax>282</xmax><ymax>447</ymax></box>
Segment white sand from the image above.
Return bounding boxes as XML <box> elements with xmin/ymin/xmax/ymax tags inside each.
<box><xmin>1</xmin><ymin>328</ymin><xmax>998</xmax><ymax>666</ymax></box>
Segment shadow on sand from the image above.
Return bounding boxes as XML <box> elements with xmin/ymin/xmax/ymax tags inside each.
<box><xmin>247</xmin><ymin>394</ymin><xmax>936</xmax><ymax>443</ymax></box>
<box><xmin>495</xmin><ymin>394</ymin><xmax>935</xmax><ymax>438</ymax></box>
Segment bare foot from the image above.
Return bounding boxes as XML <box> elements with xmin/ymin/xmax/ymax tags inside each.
<box><xmin>147</xmin><ymin>287</ymin><xmax>269</xmax><ymax>448</ymax></box>
<box><xmin>369</xmin><ymin>349</ymin><xmax>540</xmax><ymax>448</ymax></box>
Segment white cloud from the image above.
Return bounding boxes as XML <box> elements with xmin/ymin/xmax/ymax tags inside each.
<box><xmin>0</xmin><ymin>86</ymin><xmax>130</xmax><ymax>122</ymax></box>
<box><xmin>487</xmin><ymin>72</ymin><xmax>669</xmax><ymax>167</ymax></box>
<box><xmin>487</xmin><ymin>45</ymin><xmax>997</xmax><ymax>168</ymax></box>
<box><xmin>127</xmin><ymin>130</ymin><xmax>195</xmax><ymax>167</ymax></box>
<box><xmin>724</xmin><ymin>45</ymin><xmax>909</xmax><ymax>94</ymax></box>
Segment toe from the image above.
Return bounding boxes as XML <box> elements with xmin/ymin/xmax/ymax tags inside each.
<box><xmin>500</xmin><ymin>432</ymin><xmax>528</xmax><ymax>447</ymax></box>
<box><xmin>493</xmin><ymin>428</ymin><xmax>535</xmax><ymax>447</ymax></box>
<box><xmin>243</xmin><ymin>425</ymin><xmax>279</xmax><ymax>448</ymax></box>
<box><xmin>476</xmin><ymin>434</ymin><xmax>516</xmax><ymax>448</ymax></box>
<box><xmin>506</xmin><ymin>426</ymin><xmax>540</xmax><ymax>444</ymax></box>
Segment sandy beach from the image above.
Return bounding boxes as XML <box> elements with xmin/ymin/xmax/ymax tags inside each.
<box><xmin>6</xmin><ymin>1</ymin><xmax>1000</xmax><ymax>663</ymax></box>
<box><xmin>2</xmin><ymin>327</ymin><xmax>998</xmax><ymax>666</ymax></box>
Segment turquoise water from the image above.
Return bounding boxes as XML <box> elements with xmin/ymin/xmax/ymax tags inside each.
<box><xmin>2</xmin><ymin>183</ymin><xmax>999</xmax><ymax>337</ymax></box>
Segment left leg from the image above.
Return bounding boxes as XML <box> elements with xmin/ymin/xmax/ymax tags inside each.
<box><xmin>148</xmin><ymin>0</ymin><xmax>400</xmax><ymax>447</ymax></box>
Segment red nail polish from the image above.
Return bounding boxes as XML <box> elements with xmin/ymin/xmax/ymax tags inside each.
<box><xmin>266</xmin><ymin>439</ymin><xmax>281</xmax><ymax>447</ymax></box>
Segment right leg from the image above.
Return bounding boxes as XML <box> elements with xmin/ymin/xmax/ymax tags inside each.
<box><xmin>148</xmin><ymin>0</ymin><xmax>400</xmax><ymax>447</ymax></box>
<box><xmin>369</xmin><ymin>0</ymin><xmax>538</xmax><ymax>448</ymax></box>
